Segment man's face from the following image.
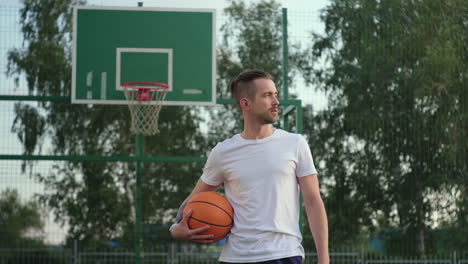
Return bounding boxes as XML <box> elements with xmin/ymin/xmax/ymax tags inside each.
<box><xmin>249</xmin><ymin>78</ymin><xmax>280</xmax><ymax>124</ymax></box>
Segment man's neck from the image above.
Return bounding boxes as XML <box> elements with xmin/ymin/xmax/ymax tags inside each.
<box><xmin>241</xmin><ymin>124</ymin><xmax>275</xmax><ymax>140</ymax></box>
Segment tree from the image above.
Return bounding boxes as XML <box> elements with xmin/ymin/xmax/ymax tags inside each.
<box><xmin>0</xmin><ymin>188</ymin><xmax>44</xmax><ymax>247</ymax></box>
<box><xmin>307</xmin><ymin>0</ymin><xmax>468</xmax><ymax>255</ymax></box>
<box><xmin>304</xmin><ymin>105</ymin><xmax>382</xmax><ymax>249</ymax></box>
<box><xmin>7</xmin><ymin>0</ymin><xmax>210</xmax><ymax>249</ymax></box>
<box><xmin>211</xmin><ymin>0</ymin><xmax>308</xmax><ymax>140</ymax></box>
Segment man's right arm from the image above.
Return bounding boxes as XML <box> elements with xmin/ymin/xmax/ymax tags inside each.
<box><xmin>170</xmin><ymin>179</ymin><xmax>219</xmax><ymax>243</ymax></box>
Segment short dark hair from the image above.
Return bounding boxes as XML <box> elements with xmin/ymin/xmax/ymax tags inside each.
<box><xmin>229</xmin><ymin>69</ymin><xmax>273</xmax><ymax>108</ymax></box>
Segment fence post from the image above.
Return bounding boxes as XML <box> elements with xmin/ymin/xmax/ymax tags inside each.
<box><xmin>73</xmin><ymin>240</ymin><xmax>78</xmax><ymax>264</ymax></box>
<box><xmin>169</xmin><ymin>243</ymin><xmax>176</xmax><ymax>264</ymax></box>
<box><xmin>360</xmin><ymin>247</ymin><xmax>365</xmax><ymax>264</ymax></box>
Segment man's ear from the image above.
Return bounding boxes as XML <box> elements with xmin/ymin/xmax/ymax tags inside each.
<box><xmin>240</xmin><ymin>98</ymin><xmax>250</xmax><ymax>109</ymax></box>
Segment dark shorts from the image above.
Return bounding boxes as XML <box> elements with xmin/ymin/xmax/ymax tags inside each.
<box><xmin>220</xmin><ymin>255</ymin><xmax>303</xmax><ymax>264</ymax></box>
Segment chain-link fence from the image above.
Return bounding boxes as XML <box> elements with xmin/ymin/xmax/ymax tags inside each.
<box><xmin>1</xmin><ymin>0</ymin><xmax>467</xmax><ymax>262</ymax></box>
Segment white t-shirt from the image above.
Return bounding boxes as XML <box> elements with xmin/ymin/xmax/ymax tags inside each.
<box><xmin>200</xmin><ymin>129</ymin><xmax>317</xmax><ymax>263</ymax></box>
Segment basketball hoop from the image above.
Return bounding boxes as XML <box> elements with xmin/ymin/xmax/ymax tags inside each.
<box><xmin>122</xmin><ymin>81</ymin><xmax>169</xmax><ymax>135</ymax></box>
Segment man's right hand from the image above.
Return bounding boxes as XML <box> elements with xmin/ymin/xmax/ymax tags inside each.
<box><xmin>170</xmin><ymin>209</ymin><xmax>215</xmax><ymax>244</ymax></box>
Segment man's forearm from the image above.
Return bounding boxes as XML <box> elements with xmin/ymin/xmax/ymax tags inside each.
<box><xmin>306</xmin><ymin>199</ymin><xmax>329</xmax><ymax>264</ymax></box>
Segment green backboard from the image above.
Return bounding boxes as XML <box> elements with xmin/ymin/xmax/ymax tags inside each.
<box><xmin>72</xmin><ymin>6</ymin><xmax>216</xmax><ymax>105</ymax></box>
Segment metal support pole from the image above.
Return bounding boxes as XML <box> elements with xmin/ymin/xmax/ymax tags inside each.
<box><xmin>135</xmin><ymin>133</ymin><xmax>144</xmax><ymax>264</ymax></box>
<box><xmin>282</xmin><ymin>8</ymin><xmax>290</xmax><ymax>131</ymax></box>
<box><xmin>296</xmin><ymin>100</ymin><xmax>304</xmax><ymax>134</ymax></box>
<box><xmin>135</xmin><ymin>4</ymin><xmax>144</xmax><ymax>264</ymax></box>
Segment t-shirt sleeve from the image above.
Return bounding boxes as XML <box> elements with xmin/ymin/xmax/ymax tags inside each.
<box><xmin>200</xmin><ymin>145</ymin><xmax>224</xmax><ymax>186</ymax></box>
<box><xmin>296</xmin><ymin>135</ymin><xmax>318</xmax><ymax>177</ymax></box>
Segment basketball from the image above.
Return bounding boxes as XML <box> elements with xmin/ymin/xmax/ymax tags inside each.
<box><xmin>183</xmin><ymin>191</ymin><xmax>234</xmax><ymax>242</ymax></box>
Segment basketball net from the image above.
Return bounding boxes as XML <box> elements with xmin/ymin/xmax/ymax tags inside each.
<box><xmin>122</xmin><ymin>82</ymin><xmax>169</xmax><ymax>135</ymax></box>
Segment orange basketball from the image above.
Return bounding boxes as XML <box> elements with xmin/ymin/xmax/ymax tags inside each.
<box><xmin>183</xmin><ymin>191</ymin><xmax>234</xmax><ymax>242</ymax></box>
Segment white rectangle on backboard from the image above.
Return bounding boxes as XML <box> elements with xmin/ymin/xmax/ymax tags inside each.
<box><xmin>115</xmin><ymin>48</ymin><xmax>173</xmax><ymax>92</ymax></box>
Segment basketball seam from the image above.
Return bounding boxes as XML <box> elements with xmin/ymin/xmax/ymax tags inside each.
<box><xmin>189</xmin><ymin>216</ymin><xmax>232</xmax><ymax>228</ymax></box>
<box><xmin>188</xmin><ymin>200</ymin><xmax>233</xmax><ymax>221</ymax></box>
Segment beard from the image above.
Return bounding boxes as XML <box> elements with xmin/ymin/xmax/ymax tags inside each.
<box><xmin>256</xmin><ymin>112</ymin><xmax>279</xmax><ymax>124</ymax></box>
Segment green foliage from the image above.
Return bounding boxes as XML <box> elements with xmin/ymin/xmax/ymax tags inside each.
<box><xmin>0</xmin><ymin>189</ymin><xmax>44</xmax><ymax>247</ymax></box>
<box><xmin>219</xmin><ymin>0</ymin><xmax>284</xmax><ymax>90</ymax></box>
<box><xmin>7</xmin><ymin>0</ymin><xmax>467</xmax><ymax>255</ymax></box>
<box><xmin>213</xmin><ymin>0</ymin><xmax>308</xmax><ymax>140</ymax></box>
<box><xmin>7</xmin><ymin>0</ymin><xmax>210</xmax><ymax>249</ymax></box>
<box><xmin>307</xmin><ymin>0</ymin><xmax>468</xmax><ymax>255</ymax></box>
<box><xmin>11</xmin><ymin>104</ymin><xmax>46</xmax><ymax>159</ymax></box>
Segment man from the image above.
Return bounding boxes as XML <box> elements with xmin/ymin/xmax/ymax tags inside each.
<box><xmin>170</xmin><ymin>70</ymin><xmax>329</xmax><ymax>264</ymax></box>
